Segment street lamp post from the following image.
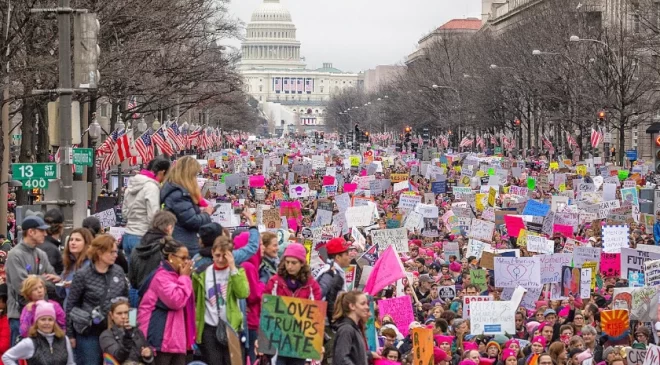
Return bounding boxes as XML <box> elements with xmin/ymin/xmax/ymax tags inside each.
<box><xmin>88</xmin><ymin>118</ymin><xmax>101</xmax><ymax>213</ymax></box>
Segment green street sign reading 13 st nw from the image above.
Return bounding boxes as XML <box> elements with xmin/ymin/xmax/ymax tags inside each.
<box><xmin>11</xmin><ymin>163</ymin><xmax>58</xmax><ymax>180</ymax></box>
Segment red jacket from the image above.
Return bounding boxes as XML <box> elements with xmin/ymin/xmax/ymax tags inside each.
<box><xmin>264</xmin><ymin>274</ymin><xmax>322</xmax><ymax>301</ymax></box>
<box><xmin>0</xmin><ymin>314</ymin><xmax>9</xmax><ymax>364</ymax></box>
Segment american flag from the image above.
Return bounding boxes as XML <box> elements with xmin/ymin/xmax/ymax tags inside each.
<box><xmin>440</xmin><ymin>135</ymin><xmax>449</xmax><ymax>148</ymax></box>
<box><xmin>490</xmin><ymin>134</ymin><xmax>499</xmax><ymax>146</ymax></box>
<box><xmin>459</xmin><ymin>135</ymin><xmax>473</xmax><ymax>148</ymax></box>
<box><xmin>116</xmin><ymin>131</ymin><xmax>133</xmax><ymax>162</ymax></box>
<box><xmin>188</xmin><ymin>127</ymin><xmax>201</xmax><ymax>148</ymax></box>
<box><xmin>590</xmin><ymin>127</ymin><xmax>603</xmax><ymax>148</ymax></box>
<box><xmin>167</xmin><ymin>122</ymin><xmax>185</xmax><ymax>151</ymax></box>
<box><xmin>134</xmin><ymin>130</ymin><xmax>154</xmax><ymax>164</ymax></box>
<box><xmin>542</xmin><ymin>135</ymin><xmax>555</xmax><ymax>153</ymax></box>
<box><xmin>99</xmin><ymin>149</ymin><xmax>117</xmax><ymax>172</ymax></box>
<box><xmin>476</xmin><ymin>135</ymin><xmax>485</xmax><ymax>150</ymax></box>
<box><xmin>566</xmin><ymin>132</ymin><xmax>579</xmax><ymax>149</ymax></box>
<box><xmin>97</xmin><ymin>129</ymin><xmax>122</xmax><ymax>155</ymax></box>
<box><xmin>127</xmin><ymin>96</ymin><xmax>140</xmax><ymax>119</ymax></box>
<box><xmin>502</xmin><ymin>134</ymin><xmax>513</xmax><ymax>150</ymax></box>
<box><xmin>198</xmin><ymin>130</ymin><xmax>207</xmax><ymax>150</ymax></box>
<box><xmin>506</xmin><ymin>134</ymin><xmax>516</xmax><ymax>150</ymax></box>
<box><xmin>152</xmin><ymin>127</ymin><xmax>175</xmax><ymax>156</ymax></box>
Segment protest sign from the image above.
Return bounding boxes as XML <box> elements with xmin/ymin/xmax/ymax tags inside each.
<box><xmin>371</xmin><ymin>228</ymin><xmax>409</xmax><ymax>253</ymax></box>
<box><xmin>439</xmin><ymin>286</ymin><xmax>456</xmax><ymax>300</ymax></box>
<box><xmin>644</xmin><ymin>345</ymin><xmax>660</xmax><ymax>365</ymax></box>
<box><xmin>600</xmin><ymin>309</ymin><xmax>630</xmax><ymax>339</ymax></box>
<box><xmin>390</xmin><ymin>173</ymin><xmax>409</xmax><ymax>183</ymax></box>
<box><xmin>504</xmin><ymin>215</ymin><xmax>525</xmax><ymax>237</ymax></box>
<box><xmin>471</xmin><ymin>269</ymin><xmax>487</xmax><ymax>292</ymax></box>
<box><xmin>600</xmin><ymin>252</ymin><xmax>621</xmax><ymax>278</ymax></box>
<box><xmin>466</xmin><ymin>239</ymin><xmax>488</xmax><ymax>260</ymax></box>
<box><xmin>262</xmin><ymin>208</ymin><xmax>282</xmax><ymax>229</ymax></box>
<box><xmin>108</xmin><ymin>227</ymin><xmax>125</xmax><ymax>241</ymax></box>
<box><xmin>93</xmin><ymin>208</ymin><xmax>116</xmax><ymax>228</ymax></box>
<box><xmin>469</xmin><ymin>219</ymin><xmax>495</xmax><ymax>242</ymax></box>
<box><xmin>399</xmin><ymin>195</ymin><xmax>422</xmax><ymax>211</ymax></box>
<box><xmin>526</xmin><ymin>235</ymin><xmax>554</xmax><ymax>254</ymax></box>
<box><xmin>645</xmin><ymin>259</ymin><xmax>660</xmax><ymax>286</ymax></box>
<box><xmin>378</xmin><ymin>296</ymin><xmax>416</xmax><ymax>337</ymax></box>
<box><xmin>258</xmin><ymin>295</ymin><xmax>327</xmax><ymax>359</ymax></box>
<box><xmin>470</xmin><ymin>300</ymin><xmax>516</xmax><ymax>335</ymax></box>
<box><xmin>509</xmin><ymin>186</ymin><xmax>528</xmax><ymax>197</ymax></box>
<box><xmin>628</xmin><ymin>348</ymin><xmax>647</xmax><ymax>365</ymax></box>
<box><xmin>539</xmin><ymin>253</ymin><xmax>572</xmax><ymax>284</ymax></box>
<box><xmin>572</xmin><ymin>247</ymin><xmax>602</xmax><ymax>269</ymax></box>
<box><xmin>444</xmin><ymin>241</ymin><xmax>460</xmax><ymax>260</ymax></box>
<box><xmin>289</xmin><ymin>184</ymin><xmax>311</xmax><ymax>198</ymax></box>
<box><xmin>345</xmin><ymin>205</ymin><xmax>374</xmax><ymax>227</ymax></box>
<box><xmin>580</xmin><ymin>268</ymin><xmax>592</xmax><ymax>299</ymax></box>
<box><xmin>463</xmin><ymin>295</ymin><xmax>492</xmax><ymax>318</ymax></box>
<box><xmin>411</xmin><ymin>328</ymin><xmax>433</xmax><ymax>365</ymax></box>
<box><xmin>602</xmin><ymin>225</ymin><xmax>630</xmax><ymax>253</ymax></box>
<box><xmin>494</xmin><ymin>257</ymin><xmax>542</xmax><ymax>288</ymax></box>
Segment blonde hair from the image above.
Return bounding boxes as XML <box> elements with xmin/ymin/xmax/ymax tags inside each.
<box><xmin>28</xmin><ymin>320</ymin><xmax>65</xmax><ymax>338</ymax></box>
<box><xmin>21</xmin><ymin>275</ymin><xmax>45</xmax><ymax>301</ymax></box>
<box><xmin>165</xmin><ymin>156</ymin><xmax>202</xmax><ymax>204</ymax></box>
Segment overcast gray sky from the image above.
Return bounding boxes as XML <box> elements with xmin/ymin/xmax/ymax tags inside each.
<box><xmin>224</xmin><ymin>0</ymin><xmax>482</xmax><ymax>73</ymax></box>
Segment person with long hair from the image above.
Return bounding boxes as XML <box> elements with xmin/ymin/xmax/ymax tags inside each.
<box><xmin>2</xmin><ymin>300</ymin><xmax>75</xmax><ymax>365</ymax></box>
<box><xmin>66</xmin><ymin>234</ymin><xmax>129</xmax><ymax>365</ymax></box>
<box><xmin>192</xmin><ymin>235</ymin><xmax>249</xmax><ymax>365</ymax></box>
<box><xmin>548</xmin><ymin>342</ymin><xmax>568</xmax><ymax>365</ymax></box>
<box><xmin>18</xmin><ymin>275</ymin><xmax>65</xmax><ymax>338</ymax></box>
<box><xmin>58</xmin><ymin>228</ymin><xmax>94</xmax><ymax>305</ymax></box>
<box><xmin>138</xmin><ymin>237</ymin><xmax>195</xmax><ymax>365</ymax></box>
<box><xmin>100</xmin><ymin>297</ymin><xmax>153</xmax><ymax>364</ymax></box>
<box><xmin>128</xmin><ymin>211</ymin><xmax>177</xmax><ymax>290</ymax></box>
<box><xmin>42</xmin><ymin>209</ymin><xmax>65</xmax><ymax>276</ymax></box>
<box><xmin>161</xmin><ymin>156</ymin><xmax>214</xmax><ymax>257</ymax></box>
<box><xmin>332</xmin><ymin>290</ymin><xmax>376</xmax><ymax>365</ymax></box>
<box><xmin>263</xmin><ymin>243</ymin><xmax>322</xmax><ymax>365</ymax></box>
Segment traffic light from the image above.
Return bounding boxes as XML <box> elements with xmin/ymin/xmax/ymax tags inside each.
<box><xmin>404</xmin><ymin>126</ymin><xmax>412</xmax><ymax>143</ymax></box>
<box><xmin>320</xmin><ymin>132</ymin><xmax>324</xmax><ymax>140</ymax></box>
<box><xmin>73</xmin><ymin>13</ymin><xmax>100</xmax><ymax>89</ymax></box>
<box><xmin>347</xmin><ymin>129</ymin><xmax>354</xmax><ymax>146</ymax></box>
<box><xmin>364</xmin><ymin>131</ymin><xmax>370</xmax><ymax>143</ymax></box>
<box><xmin>422</xmin><ymin>127</ymin><xmax>430</xmax><ymax>145</ymax></box>
<box><xmin>598</xmin><ymin>111</ymin><xmax>606</xmax><ymax>121</ymax></box>
<box><xmin>655</xmin><ymin>135</ymin><xmax>660</xmax><ymax>173</ymax></box>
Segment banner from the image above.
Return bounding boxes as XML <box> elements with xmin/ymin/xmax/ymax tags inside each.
<box><xmin>258</xmin><ymin>295</ymin><xmax>327</xmax><ymax>360</ymax></box>
<box><xmin>378</xmin><ymin>296</ymin><xmax>415</xmax><ymax>337</ymax></box>
<box><xmin>494</xmin><ymin>257</ymin><xmax>542</xmax><ymax>288</ymax></box>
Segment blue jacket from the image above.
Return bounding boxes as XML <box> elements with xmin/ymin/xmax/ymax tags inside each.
<box><xmin>160</xmin><ymin>182</ymin><xmax>211</xmax><ymax>256</ymax></box>
<box><xmin>654</xmin><ymin>221</ymin><xmax>660</xmax><ymax>245</ymax></box>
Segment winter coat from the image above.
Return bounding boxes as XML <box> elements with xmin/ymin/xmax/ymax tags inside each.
<box><xmin>332</xmin><ymin>317</ymin><xmax>369</xmax><ymax>365</ymax></box>
<box><xmin>0</xmin><ymin>313</ymin><xmax>9</xmax><ymax>361</ymax></box>
<box><xmin>1</xmin><ymin>332</ymin><xmax>74</xmax><ymax>365</ymax></box>
<box><xmin>100</xmin><ymin>325</ymin><xmax>153</xmax><ymax>364</ymax></box>
<box><xmin>259</xmin><ymin>256</ymin><xmax>278</xmax><ymax>285</ymax></box>
<box><xmin>654</xmin><ymin>221</ymin><xmax>660</xmax><ymax>245</ymax></box>
<box><xmin>264</xmin><ymin>273</ymin><xmax>321</xmax><ymax>301</ymax></box>
<box><xmin>191</xmin><ymin>227</ymin><xmax>261</xmax><ymax>273</ymax></box>
<box><xmin>316</xmin><ymin>264</ymin><xmax>346</xmax><ymax>323</ymax></box>
<box><xmin>192</xmin><ymin>266</ymin><xmax>249</xmax><ymax>343</ymax></box>
<box><xmin>5</xmin><ymin>242</ymin><xmax>55</xmax><ymax>319</ymax></box>
<box><xmin>65</xmin><ymin>263</ymin><xmax>129</xmax><ymax>338</ymax></box>
<box><xmin>234</xmin><ymin>231</ymin><xmax>264</xmax><ymax>331</ymax></box>
<box><xmin>128</xmin><ymin>228</ymin><xmax>167</xmax><ymax>289</ymax></box>
<box><xmin>138</xmin><ymin>261</ymin><xmax>195</xmax><ymax>354</ymax></box>
<box><xmin>41</xmin><ymin>236</ymin><xmax>63</xmax><ymax>276</ymax></box>
<box><xmin>160</xmin><ymin>182</ymin><xmax>211</xmax><ymax>256</ymax></box>
<box><xmin>123</xmin><ymin>171</ymin><xmax>162</xmax><ymax>237</ymax></box>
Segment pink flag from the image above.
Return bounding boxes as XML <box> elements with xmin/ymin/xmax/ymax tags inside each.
<box><xmin>363</xmin><ymin>246</ymin><xmax>406</xmax><ymax>296</ymax></box>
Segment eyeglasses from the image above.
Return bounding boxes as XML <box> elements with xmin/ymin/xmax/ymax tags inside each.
<box><xmin>107</xmin><ymin>250</ymin><xmax>119</xmax><ymax>255</ymax></box>
<box><xmin>172</xmin><ymin>255</ymin><xmax>191</xmax><ymax>261</ymax></box>
<box><xmin>110</xmin><ymin>296</ymin><xmax>129</xmax><ymax>304</ymax></box>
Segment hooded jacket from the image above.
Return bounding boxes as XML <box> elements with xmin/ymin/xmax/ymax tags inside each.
<box><xmin>128</xmin><ymin>228</ymin><xmax>167</xmax><ymax>289</ymax></box>
<box><xmin>5</xmin><ymin>242</ymin><xmax>55</xmax><ymax>319</ymax></box>
<box><xmin>160</xmin><ymin>182</ymin><xmax>211</xmax><ymax>256</ymax></box>
<box><xmin>41</xmin><ymin>236</ymin><xmax>63</xmax><ymax>276</ymax></box>
<box><xmin>122</xmin><ymin>171</ymin><xmax>162</xmax><ymax>236</ymax></box>
<box><xmin>332</xmin><ymin>317</ymin><xmax>369</xmax><ymax>365</ymax></box>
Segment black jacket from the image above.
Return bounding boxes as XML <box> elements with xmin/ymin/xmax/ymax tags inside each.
<box><xmin>42</xmin><ymin>236</ymin><xmax>64</xmax><ymax>276</ymax></box>
<box><xmin>65</xmin><ymin>263</ymin><xmax>129</xmax><ymax>338</ymax></box>
<box><xmin>160</xmin><ymin>182</ymin><xmax>211</xmax><ymax>257</ymax></box>
<box><xmin>128</xmin><ymin>229</ymin><xmax>166</xmax><ymax>289</ymax></box>
<box><xmin>333</xmin><ymin>317</ymin><xmax>370</xmax><ymax>365</ymax></box>
<box><xmin>100</xmin><ymin>325</ymin><xmax>153</xmax><ymax>364</ymax></box>
<box><xmin>317</xmin><ymin>269</ymin><xmax>344</xmax><ymax>322</ymax></box>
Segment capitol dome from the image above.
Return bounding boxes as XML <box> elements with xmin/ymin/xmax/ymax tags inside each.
<box><xmin>250</xmin><ymin>0</ymin><xmax>292</xmax><ymax>22</ymax></box>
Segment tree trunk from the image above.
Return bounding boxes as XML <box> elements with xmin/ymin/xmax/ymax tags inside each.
<box><xmin>36</xmin><ymin>101</ymin><xmax>49</xmax><ymax>162</ymax></box>
<box><xmin>619</xmin><ymin>122</ymin><xmax>625</xmax><ymax>167</ymax></box>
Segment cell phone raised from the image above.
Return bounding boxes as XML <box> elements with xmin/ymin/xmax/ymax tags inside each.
<box><xmin>128</xmin><ymin>308</ymin><xmax>137</xmax><ymax>327</ymax></box>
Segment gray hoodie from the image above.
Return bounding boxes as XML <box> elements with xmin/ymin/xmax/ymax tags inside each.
<box><xmin>122</xmin><ymin>172</ymin><xmax>161</xmax><ymax>236</ymax></box>
<box><xmin>5</xmin><ymin>242</ymin><xmax>55</xmax><ymax>318</ymax></box>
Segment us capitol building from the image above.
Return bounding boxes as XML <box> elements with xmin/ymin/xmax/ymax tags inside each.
<box><xmin>239</xmin><ymin>0</ymin><xmax>359</xmax><ymax>135</ymax></box>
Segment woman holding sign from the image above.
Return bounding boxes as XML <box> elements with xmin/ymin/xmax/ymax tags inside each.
<box><xmin>263</xmin><ymin>243</ymin><xmax>322</xmax><ymax>365</ymax></box>
<box><xmin>332</xmin><ymin>290</ymin><xmax>377</xmax><ymax>365</ymax></box>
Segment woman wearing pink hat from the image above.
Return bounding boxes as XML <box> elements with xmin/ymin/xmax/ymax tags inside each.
<box><xmin>2</xmin><ymin>300</ymin><xmax>74</xmax><ymax>365</ymax></box>
<box><xmin>262</xmin><ymin>243</ymin><xmax>322</xmax><ymax>365</ymax></box>
<box><xmin>501</xmin><ymin>348</ymin><xmax>518</xmax><ymax>365</ymax></box>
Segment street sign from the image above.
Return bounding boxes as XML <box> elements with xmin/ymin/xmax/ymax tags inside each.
<box><xmin>604</xmin><ymin>133</ymin><xmax>612</xmax><ymax>143</ymax></box>
<box><xmin>72</xmin><ymin>148</ymin><xmax>93</xmax><ymax>166</ymax></box>
<box><xmin>21</xmin><ymin>178</ymin><xmax>49</xmax><ymax>190</ymax></box>
<box><xmin>11</xmin><ymin>163</ymin><xmax>58</xmax><ymax>180</ymax></box>
<box><xmin>626</xmin><ymin>149</ymin><xmax>638</xmax><ymax>161</ymax></box>
<box><xmin>494</xmin><ymin>147</ymin><xmax>502</xmax><ymax>155</ymax></box>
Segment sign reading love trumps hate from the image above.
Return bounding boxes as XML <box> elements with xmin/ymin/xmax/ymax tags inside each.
<box><xmin>258</xmin><ymin>295</ymin><xmax>327</xmax><ymax>360</ymax></box>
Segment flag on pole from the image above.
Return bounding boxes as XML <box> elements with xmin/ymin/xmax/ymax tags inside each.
<box><xmin>127</xmin><ymin>96</ymin><xmax>140</xmax><ymax>119</ymax></box>
<box><xmin>152</xmin><ymin>127</ymin><xmax>175</xmax><ymax>156</ymax></box>
<box><xmin>363</xmin><ymin>245</ymin><xmax>406</xmax><ymax>296</ymax></box>
<box><xmin>476</xmin><ymin>135</ymin><xmax>485</xmax><ymax>150</ymax></box>
<box><xmin>490</xmin><ymin>134</ymin><xmax>499</xmax><ymax>146</ymax></box>
<box><xmin>116</xmin><ymin>130</ymin><xmax>134</xmax><ymax>162</ymax></box>
<box><xmin>167</xmin><ymin>121</ymin><xmax>185</xmax><ymax>151</ymax></box>
<box><xmin>566</xmin><ymin>132</ymin><xmax>579</xmax><ymax>149</ymax></box>
<box><xmin>542</xmin><ymin>135</ymin><xmax>555</xmax><ymax>153</ymax></box>
<box><xmin>459</xmin><ymin>135</ymin><xmax>473</xmax><ymax>148</ymax></box>
<box><xmin>590</xmin><ymin>127</ymin><xmax>603</xmax><ymax>148</ymax></box>
<box><xmin>97</xmin><ymin>129</ymin><xmax>122</xmax><ymax>155</ymax></box>
<box><xmin>134</xmin><ymin>130</ymin><xmax>154</xmax><ymax>164</ymax></box>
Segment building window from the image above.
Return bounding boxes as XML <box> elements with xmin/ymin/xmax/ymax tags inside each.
<box><xmin>259</xmin><ymin>86</ymin><xmax>263</xmax><ymax>92</ymax></box>
<box><xmin>320</xmin><ymin>86</ymin><xmax>324</xmax><ymax>92</ymax></box>
<box><xmin>100</xmin><ymin>104</ymin><xmax>108</xmax><ymax>117</ymax></box>
<box><xmin>259</xmin><ymin>96</ymin><xmax>262</xmax><ymax>101</ymax></box>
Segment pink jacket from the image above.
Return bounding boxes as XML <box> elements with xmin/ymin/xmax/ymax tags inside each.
<box><xmin>234</xmin><ymin>232</ymin><xmax>264</xmax><ymax>330</ymax></box>
<box><xmin>19</xmin><ymin>300</ymin><xmax>66</xmax><ymax>338</ymax></box>
<box><xmin>138</xmin><ymin>263</ymin><xmax>196</xmax><ymax>354</ymax></box>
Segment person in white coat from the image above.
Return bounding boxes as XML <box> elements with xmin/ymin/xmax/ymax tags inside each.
<box><xmin>121</xmin><ymin>156</ymin><xmax>171</xmax><ymax>259</ymax></box>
